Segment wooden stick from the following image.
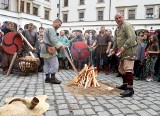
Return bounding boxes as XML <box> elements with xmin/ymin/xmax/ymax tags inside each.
<box><xmin>6</xmin><ymin>52</ymin><xmax>17</xmax><ymax>76</ymax></box>
<box><xmin>18</xmin><ymin>32</ymin><xmax>34</xmax><ymax>50</ymax></box>
<box><xmin>29</xmin><ymin>51</ymin><xmax>35</xmax><ymax>58</ymax></box>
<box><xmin>63</xmin><ymin>49</ymin><xmax>79</xmax><ymax>74</ymax></box>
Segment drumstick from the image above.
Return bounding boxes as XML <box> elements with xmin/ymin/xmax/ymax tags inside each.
<box><xmin>18</xmin><ymin>32</ymin><xmax>34</xmax><ymax>50</ymax></box>
<box><xmin>6</xmin><ymin>52</ymin><xmax>17</xmax><ymax>76</ymax></box>
<box><xmin>29</xmin><ymin>51</ymin><xmax>36</xmax><ymax>58</ymax></box>
<box><xmin>63</xmin><ymin>49</ymin><xmax>79</xmax><ymax>74</ymax></box>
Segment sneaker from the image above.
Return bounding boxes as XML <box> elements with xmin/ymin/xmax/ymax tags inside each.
<box><xmin>146</xmin><ymin>78</ymin><xmax>150</xmax><ymax>82</ymax></box>
<box><xmin>146</xmin><ymin>77</ymin><xmax>153</xmax><ymax>82</ymax></box>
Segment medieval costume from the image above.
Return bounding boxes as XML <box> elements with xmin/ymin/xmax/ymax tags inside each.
<box><xmin>40</xmin><ymin>19</ymin><xmax>64</xmax><ymax>84</ymax></box>
<box><xmin>1</xmin><ymin>22</ymin><xmax>14</xmax><ymax>74</ymax></box>
<box><xmin>113</xmin><ymin>21</ymin><xmax>137</xmax><ymax>97</ymax></box>
<box><xmin>93</xmin><ymin>29</ymin><xmax>111</xmax><ymax>75</ymax></box>
<box><xmin>22</xmin><ymin>24</ymin><xmax>39</xmax><ymax>57</ymax></box>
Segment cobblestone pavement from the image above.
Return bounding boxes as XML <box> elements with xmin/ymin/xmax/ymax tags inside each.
<box><xmin>0</xmin><ymin>69</ymin><xmax>160</xmax><ymax>116</ymax></box>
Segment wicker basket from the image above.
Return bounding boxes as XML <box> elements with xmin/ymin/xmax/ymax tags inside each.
<box><xmin>18</xmin><ymin>56</ymin><xmax>40</xmax><ymax>75</ymax></box>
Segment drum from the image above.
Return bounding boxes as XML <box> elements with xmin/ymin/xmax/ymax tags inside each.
<box><xmin>2</xmin><ymin>32</ymin><xmax>23</xmax><ymax>54</ymax></box>
<box><xmin>70</xmin><ymin>42</ymin><xmax>90</xmax><ymax>61</ymax></box>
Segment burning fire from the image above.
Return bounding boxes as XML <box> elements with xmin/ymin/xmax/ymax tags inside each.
<box><xmin>71</xmin><ymin>64</ymin><xmax>100</xmax><ymax>89</ymax></box>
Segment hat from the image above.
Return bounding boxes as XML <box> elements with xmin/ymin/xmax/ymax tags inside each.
<box><xmin>0</xmin><ymin>95</ymin><xmax>49</xmax><ymax>116</ymax></box>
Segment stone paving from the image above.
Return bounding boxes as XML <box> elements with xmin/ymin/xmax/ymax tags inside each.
<box><xmin>0</xmin><ymin>69</ymin><xmax>160</xmax><ymax>116</ymax></box>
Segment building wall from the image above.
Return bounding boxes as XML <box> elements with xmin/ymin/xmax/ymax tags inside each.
<box><xmin>0</xmin><ymin>0</ymin><xmax>160</xmax><ymax>34</ymax></box>
<box><xmin>59</xmin><ymin>0</ymin><xmax>160</xmax><ymax>34</ymax></box>
<box><xmin>0</xmin><ymin>0</ymin><xmax>59</xmax><ymax>31</ymax></box>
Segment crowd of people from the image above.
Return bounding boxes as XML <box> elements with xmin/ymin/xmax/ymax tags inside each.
<box><xmin>0</xmin><ymin>15</ymin><xmax>160</xmax><ymax>84</ymax></box>
<box><xmin>0</xmin><ymin>13</ymin><xmax>160</xmax><ymax>98</ymax></box>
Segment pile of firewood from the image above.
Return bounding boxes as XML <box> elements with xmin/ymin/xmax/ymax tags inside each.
<box><xmin>71</xmin><ymin>64</ymin><xmax>100</xmax><ymax>89</ymax></box>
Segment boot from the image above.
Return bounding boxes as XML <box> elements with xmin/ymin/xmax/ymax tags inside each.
<box><xmin>105</xmin><ymin>66</ymin><xmax>109</xmax><ymax>75</ymax></box>
<box><xmin>45</xmin><ymin>74</ymin><xmax>50</xmax><ymax>83</ymax></box>
<box><xmin>120</xmin><ymin>88</ymin><xmax>134</xmax><ymax>97</ymax></box>
<box><xmin>116</xmin><ymin>84</ymin><xmax>127</xmax><ymax>90</ymax></box>
<box><xmin>50</xmin><ymin>73</ymin><xmax>62</xmax><ymax>84</ymax></box>
<box><xmin>2</xmin><ymin>66</ymin><xmax>7</xmax><ymax>75</ymax></box>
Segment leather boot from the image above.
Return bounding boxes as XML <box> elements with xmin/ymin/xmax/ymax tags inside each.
<box><xmin>105</xmin><ymin>66</ymin><xmax>109</xmax><ymax>75</ymax></box>
<box><xmin>45</xmin><ymin>74</ymin><xmax>50</xmax><ymax>83</ymax></box>
<box><xmin>2</xmin><ymin>66</ymin><xmax>7</xmax><ymax>75</ymax></box>
<box><xmin>116</xmin><ymin>83</ymin><xmax>127</xmax><ymax>90</ymax></box>
<box><xmin>50</xmin><ymin>73</ymin><xmax>62</xmax><ymax>84</ymax></box>
<box><xmin>120</xmin><ymin>88</ymin><xmax>134</xmax><ymax>97</ymax></box>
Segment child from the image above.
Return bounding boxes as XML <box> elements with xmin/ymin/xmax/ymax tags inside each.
<box><xmin>145</xmin><ymin>35</ymin><xmax>160</xmax><ymax>82</ymax></box>
<box><xmin>134</xmin><ymin>37</ymin><xmax>145</xmax><ymax>80</ymax></box>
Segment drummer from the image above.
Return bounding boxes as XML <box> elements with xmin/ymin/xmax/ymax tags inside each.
<box><xmin>1</xmin><ymin>21</ymin><xmax>15</xmax><ymax>74</ymax></box>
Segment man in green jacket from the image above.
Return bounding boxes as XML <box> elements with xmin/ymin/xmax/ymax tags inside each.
<box><xmin>112</xmin><ymin>13</ymin><xmax>137</xmax><ymax>97</ymax></box>
<box><xmin>40</xmin><ymin>19</ymin><xmax>65</xmax><ymax>84</ymax></box>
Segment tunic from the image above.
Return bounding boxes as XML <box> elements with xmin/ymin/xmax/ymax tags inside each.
<box><xmin>22</xmin><ymin>29</ymin><xmax>39</xmax><ymax>56</ymax></box>
<box><xmin>95</xmin><ymin>34</ymin><xmax>111</xmax><ymax>54</ymax></box>
<box><xmin>113</xmin><ymin>22</ymin><xmax>137</xmax><ymax>60</ymax></box>
<box><xmin>40</xmin><ymin>27</ymin><xmax>63</xmax><ymax>58</ymax></box>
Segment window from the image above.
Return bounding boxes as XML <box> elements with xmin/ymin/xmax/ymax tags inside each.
<box><xmin>128</xmin><ymin>9</ymin><xmax>135</xmax><ymax>19</ymax></box>
<box><xmin>146</xmin><ymin>8</ymin><xmax>153</xmax><ymax>19</ymax></box>
<box><xmin>45</xmin><ymin>10</ymin><xmax>49</xmax><ymax>20</ymax></box>
<box><xmin>57</xmin><ymin>13</ymin><xmax>59</xmax><ymax>18</ymax></box>
<box><xmin>63</xmin><ymin>13</ymin><xmax>68</xmax><ymax>22</ymax></box>
<box><xmin>98</xmin><ymin>0</ymin><xmax>104</xmax><ymax>3</ymax></box>
<box><xmin>33</xmin><ymin>7</ymin><xmax>38</xmax><ymax>16</ymax></box>
<box><xmin>1</xmin><ymin>0</ymin><xmax>9</xmax><ymax>10</ymax></box>
<box><xmin>79</xmin><ymin>12</ymin><xmax>84</xmax><ymax>21</ymax></box>
<box><xmin>57</xmin><ymin>4</ymin><xmax>59</xmax><ymax>8</ymax></box>
<box><xmin>98</xmin><ymin>11</ymin><xmax>103</xmax><ymax>21</ymax></box>
<box><xmin>64</xmin><ymin>0</ymin><xmax>68</xmax><ymax>7</ymax></box>
<box><xmin>20</xmin><ymin>1</ymin><xmax>24</xmax><ymax>12</ymax></box>
<box><xmin>118</xmin><ymin>10</ymin><xmax>124</xmax><ymax>16</ymax></box>
<box><xmin>80</xmin><ymin>0</ymin><xmax>84</xmax><ymax>5</ymax></box>
<box><xmin>26</xmin><ymin>3</ymin><xmax>30</xmax><ymax>14</ymax></box>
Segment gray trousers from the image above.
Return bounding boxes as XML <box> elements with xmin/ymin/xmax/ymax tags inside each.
<box><xmin>44</xmin><ymin>56</ymin><xmax>59</xmax><ymax>75</ymax></box>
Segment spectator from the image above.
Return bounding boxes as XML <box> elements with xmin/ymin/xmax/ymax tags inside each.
<box><xmin>57</xmin><ymin>30</ymin><xmax>69</xmax><ymax>70</ymax></box>
<box><xmin>70</xmin><ymin>31</ymin><xmax>85</xmax><ymax>70</ymax></box>
<box><xmin>92</xmin><ymin>27</ymin><xmax>112</xmax><ymax>75</ymax></box>
<box><xmin>22</xmin><ymin>23</ymin><xmax>39</xmax><ymax>57</ymax></box>
<box><xmin>134</xmin><ymin>37</ymin><xmax>145</xmax><ymax>80</ymax></box>
<box><xmin>38</xmin><ymin>26</ymin><xmax>45</xmax><ymax>72</ymax></box>
<box><xmin>154</xmin><ymin>30</ymin><xmax>160</xmax><ymax>81</ymax></box>
<box><xmin>144</xmin><ymin>35</ymin><xmax>159</xmax><ymax>82</ymax></box>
